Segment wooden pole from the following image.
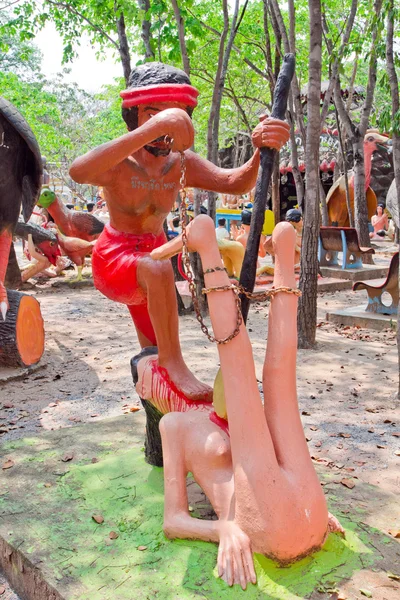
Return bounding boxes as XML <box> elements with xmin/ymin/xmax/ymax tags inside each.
<box><xmin>239</xmin><ymin>53</ymin><xmax>295</xmax><ymax>322</ymax></box>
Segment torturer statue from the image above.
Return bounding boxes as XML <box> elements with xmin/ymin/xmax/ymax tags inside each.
<box><xmin>69</xmin><ymin>62</ymin><xmax>289</xmax><ymax>404</ymax></box>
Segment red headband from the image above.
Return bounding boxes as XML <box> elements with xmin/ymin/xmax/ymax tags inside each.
<box><xmin>120</xmin><ymin>83</ymin><xmax>199</xmax><ymax>108</ymax></box>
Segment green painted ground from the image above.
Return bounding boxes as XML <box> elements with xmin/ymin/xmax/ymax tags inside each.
<box><xmin>0</xmin><ymin>416</ymin><xmax>398</xmax><ymax>600</ymax></box>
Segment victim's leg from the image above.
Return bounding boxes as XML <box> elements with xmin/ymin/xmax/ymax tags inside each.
<box><xmin>152</xmin><ymin>216</ymin><xmax>279</xmax><ymax>479</ymax></box>
<box><xmin>137</xmin><ymin>255</ymin><xmax>212</xmax><ymax>402</ymax></box>
<box><xmin>262</xmin><ymin>222</ymin><xmax>315</xmax><ymax>473</ymax></box>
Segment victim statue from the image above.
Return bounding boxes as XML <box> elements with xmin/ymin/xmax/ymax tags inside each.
<box><xmin>69</xmin><ymin>63</ymin><xmax>289</xmax><ymax>403</ymax></box>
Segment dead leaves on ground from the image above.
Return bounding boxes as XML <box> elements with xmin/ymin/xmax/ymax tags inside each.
<box><xmin>92</xmin><ymin>514</ymin><xmax>104</xmax><ymax>524</ymax></box>
<box><xmin>2</xmin><ymin>458</ymin><xmax>14</xmax><ymax>470</ymax></box>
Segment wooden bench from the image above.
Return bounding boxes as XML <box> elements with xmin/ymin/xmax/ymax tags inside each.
<box><xmin>353</xmin><ymin>252</ymin><xmax>398</xmax><ymax>315</ymax></box>
<box><xmin>318</xmin><ymin>226</ymin><xmax>375</xmax><ymax>269</ymax></box>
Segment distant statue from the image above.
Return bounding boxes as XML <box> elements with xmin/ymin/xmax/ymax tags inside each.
<box><xmin>369</xmin><ymin>204</ymin><xmax>389</xmax><ymax>239</ymax></box>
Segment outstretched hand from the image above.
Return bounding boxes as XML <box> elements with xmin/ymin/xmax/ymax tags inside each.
<box><xmin>251</xmin><ymin>115</ymin><xmax>290</xmax><ymax>151</ymax></box>
<box><xmin>217</xmin><ymin>521</ymin><xmax>257</xmax><ymax>590</ymax></box>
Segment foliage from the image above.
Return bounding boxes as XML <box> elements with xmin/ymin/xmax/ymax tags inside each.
<box><xmin>1</xmin><ymin>0</ymin><xmax>399</xmax><ymax>165</ymax></box>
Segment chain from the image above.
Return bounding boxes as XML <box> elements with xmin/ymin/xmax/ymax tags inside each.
<box><xmin>178</xmin><ymin>152</ymin><xmax>300</xmax><ymax>345</ymax></box>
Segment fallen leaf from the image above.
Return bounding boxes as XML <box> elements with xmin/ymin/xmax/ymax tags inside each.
<box><xmin>109</xmin><ymin>531</ymin><xmax>119</xmax><ymax>539</ymax></box>
<box><xmin>359</xmin><ymin>589</ymin><xmax>372</xmax><ymax>598</ymax></box>
<box><xmin>138</xmin><ymin>545</ymin><xmax>147</xmax><ymax>551</ymax></box>
<box><xmin>341</xmin><ymin>478</ymin><xmax>355</xmax><ymax>489</ymax></box>
<box><xmin>129</xmin><ymin>406</ymin><xmax>140</xmax><ymax>412</ymax></box>
<box><xmin>2</xmin><ymin>459</ymin><xmax>14</xmax><ymax>470</ymax></box>
<box><xmin>92</xmin><ymin>514</ymin><xmax>104</xmax><ymax>524</ymax></box>
<box><xmin>388</xmin><ymin>529</ymin><xmax>400</xmax><ymax>538</ymax></box>
<box><xmin>62</xmin><ymin>453</ymin><xmax>74</xmax><ymax>462</ymax></box>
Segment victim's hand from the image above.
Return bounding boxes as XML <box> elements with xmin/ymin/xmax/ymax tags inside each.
<box><xmin>217</xmin><ymin>521</ymin><xmax>257</xmax><ymax>590</ymax></box>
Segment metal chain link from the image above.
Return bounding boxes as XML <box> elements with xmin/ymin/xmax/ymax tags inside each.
<box><xmin>178</xmin><ymin>152</ymin><xmax>300</xmax><ymax>345</ymax></box>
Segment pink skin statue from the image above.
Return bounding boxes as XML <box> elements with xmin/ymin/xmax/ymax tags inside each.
<box><xmin>138</xmin><ymin>216</ymin><xmax>344</xmax><ymax>590</ymax></box>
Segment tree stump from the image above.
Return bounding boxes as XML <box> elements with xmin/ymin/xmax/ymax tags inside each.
<box><xmin>140</xmin><ymin>399</ymin><xmax>164</xmax><ymax>467</ymax></box>
<box><xmin>0</xmin><ymin>290</ymin><xmax>44</xmax><ymax>368</ymax></box>
<box><xmin>130</xmin><ymin>346</ymin><xmax>164</xmax><ymax>467</ymax></box>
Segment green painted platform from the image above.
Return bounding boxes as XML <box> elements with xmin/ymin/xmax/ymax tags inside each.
<box><xmin>0</xmin><ymin>416</ymin><xmax>399</xmax><ymax>600</ymax></box>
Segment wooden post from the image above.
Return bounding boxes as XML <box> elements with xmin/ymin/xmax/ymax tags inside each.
<box><xmin>239</xmin><ymin>54</ymin><xmax>295</xmax><ymax>322</ymax></box>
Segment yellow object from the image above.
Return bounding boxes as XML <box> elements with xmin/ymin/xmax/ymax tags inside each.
<box><xmin>217</xmin><ymin>238</ymin><xmax>245</xmax><ymax>278</ymax></box>
<box><xmin>213</xmin><ymin>368</ymin><xmax>227</xmax><ymax>420</ymax></box>
<box><xmin>262</xmin><ymin>210</ymin><xmax>275</xmax><ymax>236</ymax></box>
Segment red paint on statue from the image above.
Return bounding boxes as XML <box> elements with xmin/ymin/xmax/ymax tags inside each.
<box><xmin>120</xmin><ymin>84</ymin><xmax>199</xmax><ymax>108</ymax></box>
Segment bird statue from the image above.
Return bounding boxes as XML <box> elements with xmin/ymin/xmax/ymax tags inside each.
<box><xmin>14</xmin><ymin>221</ymin><xmax>62</xmax><ymax>282</ymax></box>
<box><xmin>0</xmin><ymin>97</ymin><xmax>43</xmax><ymax>320</ymax></box>
<box><xmin>52</xmin><ymin>228</ymin><xmax>96</xmax><ymax>282</ymax></box>
<box><xmin>326</xmin><ymin>131</ymin><xmax>388</xmax><ymax>227</ymax></box>
<box><xmin>38</xmin><ymin>188</ymin><xmax>104</xmax><ymax>241</ymax></box>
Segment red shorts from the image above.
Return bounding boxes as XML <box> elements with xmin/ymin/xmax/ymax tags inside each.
<box><xmin>92</xmin><ymin>224</ymin><xmax>166</xmax><ymax>345</ymax></box>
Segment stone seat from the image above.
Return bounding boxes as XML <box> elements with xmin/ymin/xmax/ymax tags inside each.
<box><xmin>353</xmin><ymin>251</ymin><xmax>398</xmax><ymax>315</ymax></box>
<box><xmin>319</xmin><ymin>226</ymin><xmax>375</xmax><ymax>269</ymax></box>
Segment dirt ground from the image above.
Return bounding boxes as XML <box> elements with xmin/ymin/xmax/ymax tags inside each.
<box><xmin>0</xmin><ymin>264</ymin><xmax>399</xmax><ymax>599</ymax></box>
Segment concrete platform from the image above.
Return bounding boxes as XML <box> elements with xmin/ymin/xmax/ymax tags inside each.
<box><xmin>0</xmin><ymin>416</ymin><xmax>399</xmax><ymax>600</ymax></box>
<box><xmin>326</xmin><ymin>305</ymin><xmax>397</xmax><ymax>330</ymax></box>
<box><xmin>320</xmin><ymin>264</ymin><xmax>389</xmax><ymax>281</ymax></box>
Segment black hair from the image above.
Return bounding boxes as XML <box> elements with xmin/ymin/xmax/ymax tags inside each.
<box><xmin>286</xmin><ymin>208</ymin><xmax>302</xmax><ymax>223</ymax></box>
<box><xmin>218</xmin><ymin>218</ymin><xmax>226</xmax><ymax>226</ymax></box>
<box><xmin>241</xmin><ymin>210</ymin><xmax>252</xmax><ymax>226</ymax></box>
<box><xmin>122</xmin><ymin>62</ymin><xmax>195</xmax><ymax>131</ymax></box>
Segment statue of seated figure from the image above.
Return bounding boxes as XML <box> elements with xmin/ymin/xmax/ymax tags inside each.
<box><xmin>135</xmin><ymin>215</ymin><xmax>343</xmax><ymax>590</ymax></box>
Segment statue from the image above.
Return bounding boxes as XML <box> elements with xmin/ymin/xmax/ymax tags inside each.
<box><xmin>69</xmin><ymin>62</ymin><xmax>289</xmax><ymax>402</ymax></box>
<box><xmin>135</xmin><ymin>216</ymin><xmax>343</xmax><ymax>589</ymax></box>
<box><xmin>257</xmin><ymin>208</ymin><xmax>303</xmax><ymax>278</ymax></box>
<box><xmin>369</xmin><ymin>204</ymin><xmax>389</xmax><ymax>239</ymax></box>
<box><xmin>0</xmin><ymin>97</ymin><xmax>45</xmax><ymax>368</ymax></box>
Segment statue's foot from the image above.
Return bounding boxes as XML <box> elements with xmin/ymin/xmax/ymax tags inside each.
<box><xmin>328</xmin><ymin>512</ymin><xmax>345</xmax><ymax>538</ymax></box>
<box><xmin>271</xmin><ymin>222</ymin><xmax>297</xmax><ymax>288</ymax></box>
<box><xmin>135</xmin><ymin>353</ymin><xmax>212</xmax><ymax>414</ymax></box>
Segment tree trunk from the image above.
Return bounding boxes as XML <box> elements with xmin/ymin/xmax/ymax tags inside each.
<box><xmin>170</xmin><ymin>0</ymin><xmax>191</xmax><ymax>75</ymax></box>
<box><xmin>137</xmin><ymin>0</ymin><xmax>155</xmax><ymax>60</ymax></box>
<box><xmin>319</xmin><ymin>179</ymin><xmax>329</xmax><ymax>226</ymax></box>
<box><xmin>297</xmin><ymin>0</ymin><xmax>322</xmax><ymax>349</ymax></box>
<box><xmin>352</xmin><ymin>135</ymin><xmax>373</xmax><ymax>261</ymax></box>
<box><xmin>272</xmin><ymin>153</ymin><xmax>280</xmax><ymax>223</ymax></box>
<box><xmin>0</xmin><ymin>290</ymin><xmax>44</xmax><ymax>367</ymax></box>
<box><xmin>385</xmin><ymin>0</ymin><xmax>400</xmax><ymax>398</ymax></box>
<box><xmin>115</xmin><ymin>7</ymin><xmax>132</xmax><ymax>86</ymax></box>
